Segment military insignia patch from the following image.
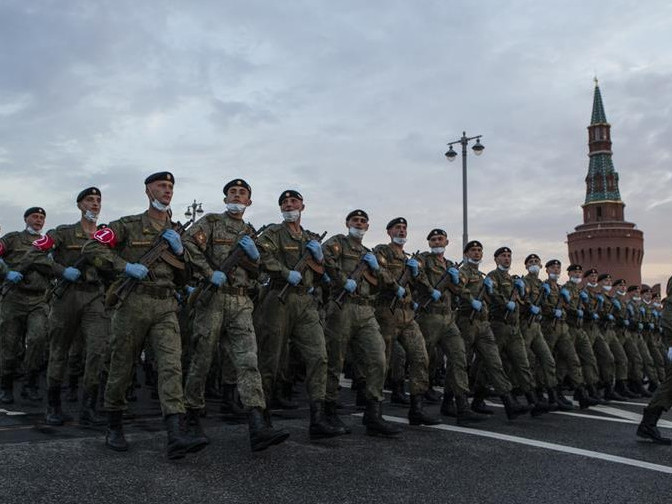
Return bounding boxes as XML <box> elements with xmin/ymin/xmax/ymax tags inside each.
<box><xmin>194</xmin><ymin>230</ymin><xmax>207</xmax><ymax>248</ymax></box>
<box><xmin>32</xmin><ymin>235</ymin><xmax>55</xmax><ymax>251</ymax></box>
<box><xmin>0</xmin><ymin>242</ymin><xmax>5</xmax><ymax>256</ymax></box>
<box><xmin>93</xmin><ymin>227</ymin><xmax>117</xmax><ymax>248</ymax></box>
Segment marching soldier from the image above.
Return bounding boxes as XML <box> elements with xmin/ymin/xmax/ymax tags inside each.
<box><xmin>321</xmin><ymin>210</ymin><xmax>402</xmax><ymax>436</ymax></box>
<box><xmin>0</xmin><ymin>207</ymin><xmax>51</xmax><ymax>404</ymax></box>
<box><xmin>612</xmin><ymin>279</ymin><xmax>640</xmax><ymax>398</ymax></box>
<box><xmin>597</xmin><ymin>273</ymin><xmax>628</xmax><ymax>401</ymax></box>
<box><xmin>255</xmin><ymin>190</ymin><xmax>346</xmax><ymax>439</ymax></box>
<box><xmin>627</xmin><ymin>285</ymin><xmax>657</xmax><ymax>396</ymax></box>
<box><xmin>83</xmin><ymin>172</ymin><xmax>208</xmax><ymax>459</ymax></box>
<box><xmin>181</xmin><ymin>178</ymin><xmax>289</xmax><ymax>451</ymax></box>
<box><xmin>642</xmin><ymin>285</ymin><xmax>666</xmax><ymax>390</ymax></box>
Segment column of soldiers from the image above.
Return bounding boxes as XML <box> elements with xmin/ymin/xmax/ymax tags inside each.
<box><xmin>0</xmin><ymin>173</ymin><xmax>671</xmax><ymax>459</ymax></box>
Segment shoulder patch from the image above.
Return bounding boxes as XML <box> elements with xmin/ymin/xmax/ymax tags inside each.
<box><xmin>0</xmin><ymin>241</ymin><xmax>4</xmax><ymax>257</ymax></box>
<box><xmin>32</xmin><ymin>235</ymin><xmax>55</xmax><ymax>251</ymax></box>
<box><xmin>193</xmin><ymin>230</ymin><xmax>207</xmax><ymax>248</ymax></box>
<box><xmin>93</xmin><ymin>227</ymin><xmax>117</xmax><ymax>248</ymax></box>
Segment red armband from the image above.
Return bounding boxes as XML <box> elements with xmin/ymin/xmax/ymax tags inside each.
<box><xmin>0</xmin><ymin>242</ymin><xmax>5</xmax><ymax>257</ymax></box>
<box><xmin>32</xmin><ymin>235</ymin><xmax>55</xmax><ymax>251</ymax></box>
<box><xmin>93</xmin><ymin>228</ymin><xmax>117</xmax><ymax>248</ymax></box>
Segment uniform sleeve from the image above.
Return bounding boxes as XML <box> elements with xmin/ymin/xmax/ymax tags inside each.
<box><xmin>410</xmin><ymin>255</ymin><xmax>433</xmax><ymax>296</ymax></box>
<box><xmin>82</xmin><ymin>221</ymin><xmax>128</xmax><ymax>275</ymax></box>
<box><xmin>23</xmin><ymin>229</ymin><xmax>63</xmax><ymax>278</ymax></box>
<box><xmin>322</xmin><ymin>236</ymin><xmax>347</xmax><ymax>289</ymax></box>
<box><xmin>258</xmin><ymin>228</ymin><xmax>290</xmax><ymax>280</ymax></box>
<box><xmin>374</xmin><ymin>245</ymin><xmax>398</xmax><ymax>291</ymax></box>
<box><xmin>182</xmin><ymin>217</ymin><xmax>214</xmax><ymax>280</ymax></box>
<box><xmin>486</xmin><ymin>271</ymin><xmax>509</xmax><ymax>308</ymax></box>
<box><xmin>456</xmin><ymin>268</ymin><xmax>476</xmax><ymax>304</ymax></box>
<box><xmin>540</xmin><ymin>282</ymin><xmax>556</xmax><ymax>317</ymax></box>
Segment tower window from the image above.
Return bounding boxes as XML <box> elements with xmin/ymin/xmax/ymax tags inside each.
<box><xmin>596</xmin><ymin>206</ymin><xmax>602</xmax><ymax>220</ymax></box>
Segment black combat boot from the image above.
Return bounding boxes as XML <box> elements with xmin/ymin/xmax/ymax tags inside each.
<box><xmin>440</xmin><ymin>390</ymin><xmax>457</xmax><ymax>417</ymax></box>
<box><xmin>185</xmin><ymin>408</ymin><xmax>210</xmax><ymax>444</ymax></box>
<box><xmin>586</xmin><ymin>383</ymin><xmax>609</xmax><ymax>405</ymax></box>
<box><xmin>364</xmin><ymin>400</ymin><xmax>402</xmax><ymax>437</ymax></box>
<box><xmin>574</xmin><ymin>385</ymin><xmax>598</xmax><ymax>409</ymax></box>
<box><xmin>105</xmin><ymin>411</ymin><xmax>128</xmax><ymax>452</ymax></box>
<box><xmin>424</xmin><ymin>387</ymin><xmax>442</xmax><ymax>404</ymax></box>
<box><xmin>390</xmin><ymin>381</ymin><xmax>410</xmax><ymax>406</ymax></box>
<box><xmin>324</xmin><ymin>401</ymin><xmax>351</xmax><ymax>434</ymax></box>
<box><xmin>22</xmin><ymin>372</ymin><xmax>43</xmax><ymax>402</ymax></box>
<box><xmin>66</xmin><ymin>374</ymin><xmax>79</xmax><ymax>403</ymax></box>
<box><xmin>79</xmin><ymin>387</ymin><xmax>106</xmax><ymax>427</ymax></box>
<box><xmin>220</xmin><ymin>383</ymin><xmax>247</xmax><ymax>421</ymax></box>
<box><xmin>309</xmin><ymin>401</ymin><xmax>346</xmax><ymax>439</ymax></box>
<box><xmin>615</xmin><ymin>380</ymin><xmax>637</xmax><ymax>399</ymax></box>
<box><xmin>0</xmin><ymin>375</ymin><xmax>14</xmax><ymax>405</ymax></box>
<box><xmin>455</xmin><ymin>394</ymin><xmax>488</xmax><ymax>425</ymax></box>
<box><xmin>408</xmin><ymin>394</ymin><xmax>441</xmax><ymax>426</ymax></box>
<box><xmin>632</xmin><ymin>380</ymin><xmax>653</xmax><ymax>398</ymax></box>
<box><xmin>637</xmin><ymin>406</ymin><xmax>672</xmax><ymax>445</ymax></box>
<box><xmin>501</xmin><ymin>393</ymin><xmax>531</xmax><ymax>420</ymax></box>
<box><xmin>525</xmin><ymin>391</ymin><xmax>550</xmax><ymax>417</ymax></box>
<box><xmin>45</xmin><ymin>386</ymin><xmax>66</xmax><ymax>426</ymax></box>
<box><xmin>248</xmin><ymin>407</ymin><xmax>290</xmax><ymax>451</ymax></box>
<box><xmin>649</xmin><ymin>381</ymin><xmax>659</xmax><ymax>394</ymax></box>
<box><xmin>604</xmin><ymin>382</ymin><xmax>627</xmax><ymax>402</ymax></box>
<box><xmin>547</xmin><ymin>386</ymin><xmax>573</xmax><ymax>411</ymax></box>
<box><xmin>471</xmin><ymin>389</ymin><xmax>495</xmax><ymax>415</ymax></box>
<box><xmin>165</xmin><ymin>413</ymin><xmax>208</xmax><ymax>459</ymax></box>
<box><xmin>536</xmin><ymin>387</ymin><xmax>556</xmax><ymax>412</ymax></box>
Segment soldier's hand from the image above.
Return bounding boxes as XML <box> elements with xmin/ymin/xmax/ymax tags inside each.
<box><xmin>322</xmin><ymin>272</ymin><xmax>332</xmax><ymax>285</ymax></box>
<box><xmin>6</xmin><ymin>270</ymin><xmax>23</xmax><ymax>284</ymax></box>
<box><xmin>238</xmin><ymin>235</ymin><xmax>260</xmax><ymax>261</ymax></box>
<box><xmin>560</xmin><ymin>288</ymin><xmax>571</xmax><ymax>303</ymax></box>
<box><xmin>506</xmin><ymin>301</ymin><xmax>516</xmax><ymax>312</ymax></box>
<box><xmin>344</xmin><ymin>279</ymin><xmax>357</xmax><ymax>293</ymax></box>
<box><xmin>210</xmin><ymin>270</ymin><xmax>227</xmax><ymax>287</ymax></box>
<box><xmin>161</xmin><ymin>229</ymin><xmax>184</xmax><ymax>255</ymax></box>
<box><xmin>608</xmin><ymin>314</ymin><xmax>615</xmax><ymax>321</ymax></box>
<box><xmin>542</xmin><ymin>283</ymin><xmax>551</xmax><ymax>295</ymax></box>
<box><xmin>667</xmin><ymin>347</ymin><xmax>672</xmax><ymax>362</ymax></box>
<box><xmin>448</xmin><ymin>267</ymin><xmax>460</xmax><ymax>285</ymax></box>
<box><xmin>612</xmin><ymin>299</ymin><xmax>622</xmax><ymax>310</ymax></box>
<box><xmin>306</xmin><ymin>240</ymin><xmax>323</xmax><ymax>262</ymax></box>
<box><xmin>592</xmin><ymin>313</ymin><xmax>599</xmax><ymax>321</ymax></box>
<box><xmin>471</xmin><ymin>299</ymin><xmax>483</xmax><ymax>312</ymax></box>
<box><xmin>406</xmin><ymin>258</ymin><xmax>419</xmax><ymax>277</ymax></box>
<box><xmin>363</xmin><ymin>252</ymin><xmax>379</xmax><ymax>271</ymax></box>
<box><xmin>638</xmin><ymin>322</ymin><xmax>644</xmax><ymax>331</ymax></box>
<box><xmin>124</xmin><ymin>263</ymin><xmax>148</xmax><ymax>280</ymax></box>
<box><xmin>287</xmin><ymin>270</ymin><xmax>302</xmax><ymax>286</ymax></box>
<box><xmin>640</xmin><ymin>307</ymin><xmax>646</xmax><ymax>316</ymax></box>
<box><xmin>649</xmin><ymin>322</ymin><xmax>655</xmax><ymax>330</ymax></box>
<box><xmin>514</xmin><ymin>279</ymin><xmax>526</xmax><ymax>297</ymax></box>
<box><xmin>579</xmin><ymin>291</ymin><xmax>589</xmax><ymax>302</ymax></box>
<box><xmin>624</xmin><ymin>319</ymin><xmax>630</xmax><ymax>327</ymax></box>
<box><xmin>395</xmin><ymin>286</ymin><xmax>406</xmax><ymax>299</ymax></box>
<box><xmin>483</xmin><ymin>277</ymin><xmax>494</xmax><ymax>294</ymax></box>
<box><xmin>554</xmin><ymin>309</ymin><xmax>562</xmax><ymax>319</ymax></box>
<box><xmin>577</xmin><ymin>309</ymin><xmax>584</xmax><ymax>319</ymax></box>
<box><xmin>431</xmin><ymin>289</ymin><xmax>441</xmax><ymax>302</ymax></box>
<box><xmin>62</xmin><ymin>266</ymin><xmax>81</xmax><ymax>282</ymax></box>
<box><xmin>530</xmin><ymin>305</ymin><xmax>541</xmax><ymax>315</ymax></box>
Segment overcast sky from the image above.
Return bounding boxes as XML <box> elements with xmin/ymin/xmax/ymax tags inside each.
<box><xmin>1</xmin><ymin>0</ymin><xmax>670</xmax><ymax>285</ymax></box>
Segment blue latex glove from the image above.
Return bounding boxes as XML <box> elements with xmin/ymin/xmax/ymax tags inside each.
<box><xmin>560</xmin><ymin>288</ymin><xmax>570</xmax><ymax>303</ymax></box>
<box><xmin>306</xmin><ymin>240</ymin><xmax>323</xmax><ymax>262</ymax></box>
<box><xmin>406</xmin><ymin>258</ymin><xmax>419</xmax><ymax>277</ymax></box>
<box><xmin>640</xmin><ymin>307</ymin><xmax>646</xmax><ymax>316</ymax></box>
<box><xmin>506</xmin><ymin>300</ymin><xmax>516</xmax><ymax>312</ymax></box>
<box><xmin>667</xmin><ymin>347</ymin><xmax>672</xmax><ymax>362</ymax></box>
<box><xmin>396</xmin><ymin>286</ymin><xmax>406</xmax><ymax>299</ymax></box>
<box><xmin>483</xmin><ymin>277</ymin><xmax>494</xmax><ymax>295</ymax></box>
<box><xmin>627</xmin><ymin>305</ymin><xmax>635</xmax><ymax>316</ymax></box>
<box><xmin>238</xmin><ymin>235</ymin><xmax>260</xmax><ymax>260</ymax></box>
<box><xmin>412</xmin><ymin>302</ymin><xmax>419</xmax><ymax>311</ymax></box>
<box><xmin>592</xmin><ymin>313</ymin><xmax>599</xmax><ymax>320</ymax></box>
<box><xmin>363</xmin><ymin>252</ymin><xmax>379</xmax><ymax>271</ymax></box>
<box><xmin>6</xmin><ymin>271</ymin><xmax>23</xmax><ymax>283</ymax></box>
<box><xmin>344</xmin><ymin>279</ymin><xmax>357</xmax><ymax>293</ymax></box>
<box><xmin>596</xmin><ymin>294</ymin><xmax>604</xmax><ymax>307</ymax></box>
<box><xmin>287</xmin><ymin>270</ymin><xmax>302</xmax><ymax>286</ymax></box>
<box><xmin>554</xmin><ymin>309</ymin><xmax>563</xmax><ymax>319</ymax></box>
<box><xmin>638</xmin><ymin>323</ymin><xmax>644</xmax><ymax>331</ymax></box>
<box><xmin>161</xmin><ymin>229</ymin><xmax>183</xmax><ymax>255</ymax></box>
<box><xmin>471</xmin><ymin>299</ymin><xmax>483</xmax><ymax>312</ymax></box>
<box><xmin>577</xmin><ymin>309</ymin><xmax>584</xmax><ymax>319</ymax></box>
<box><xmin>448</xmin><ymin>267</ymin><xmax>460</xmax><ymax>285</ymax></box>
<box><xmin>514</xmin><ymin>279</ymin><xmax>526</xmax><ymax>297</ymax></box>
<box><xmin>210</xmin><ymin>270</ymin><xmax>227</xmax><ymax>287</ymax></box>
<box><xmin>612</xmin><ymin>299</ymin><xmax>622</xmax><ymax>310</ymax></box>
<box><xmin>624</xmin><ymin>320</ymin><xmax>630</xmax><ymax>327</ymax></box>
<box><xmin>62</xmin><ymin>267</ymin><xmax>81</xmax><ymax>282</ymax></box>
<box><xmin>322</xmin><ymin>272</ymin><xmax>331</xmax><ymax>284</ymax></box>
<box><xmin>649</xmin><ymin>322</ymin><xmax>655</xmax><ymax>330</ymax></box>
<box><xmin>431</xmin><ymin>289</ymin><xmax>441</xmax><ymax>302</ymax></box>
<box><xmin>542</xmin><ymin>283</ymin><xmax>551</xmax><ymax>295</ymax></box>
<box><xmin>608</xmin><ymin>314</ymin><xmax>615</xmax><ymax>321</ymax></box>
<box><xmin>653</xmin><ymin>310</ymin><xmax>660</xmax><ymax>319</ymax></box>
<box><xmin>579</xmin><ymin>291</ymin><xmax>589</xmax><ymax>303</ymax></box>
<box><xmin>530</xmin><ymin>305</ymin><xmax>541</xmax><ymax>315</ymax></box>
<box><xmin>186</xmin><ymin>285</ymin><xmax>196</xmax><ymax>295</ymax></box>
<box><xmin>124</xmin><ymin>263</ymin><xmax>148</xmax><ymax>280</ymax></box>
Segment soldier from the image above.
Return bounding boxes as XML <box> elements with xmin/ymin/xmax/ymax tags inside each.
<box><xmin>37</xmin><ymin>187</ymin><xmax>111</xmax><ymax>426</ymax></box>
<box><xmin>0</xmin><ymin>207</ymin><xmax>51</xmax><ymax>404</ymax></box>
<box><xmin>83</xmin><ymin>172</ymin><xmax>208</xmax><ymax>459</ymax></box>
<box><xmin>255</xmin><ymin>189</ymin><xmax>346</xmax><ymax>439</ymax></box>
<box><xmin>627</xmin><ymin>285</ymin><xmax>657</xmax><ymax>397</ymax></box>
<box><xmin>486</xmin><ymin>247</ymin><xmax>548</xmax><ymax>416</ymax></box>
<box><xmin>373</xmin><ymin>217</ymin><xmax>440</xmax><ymax>425</ymax></box>
<box><xmin>416</xmin><ymin>229</ymin><xmax>486</xmax><ymax>424</ymax></box>
<box><xmin>596</xmin><ymin>273</ymin><xmax>628</xmax><ymax>401</ymax></box>
<box><xmin>611</xmin><ymin>279</ymin><xmax>640</xmax><ymax>398</ymax></box>
<box><xmin>455</xmin><ymin>240</ymin><xmax>529</xmax><ymax>419</ymax></box>
<box><xmin>642</xmin><ymin>285</ymin><xmax>666</xmax><ymax>391</ymax></box>
<box><xmin>321</xmin><ymin>209</ymin><xmax>402</xmax><ymax>436</ymax></box>
<box><xmin>181</xmin><ymin>178</ymin><xmax>289</xmax><ymax>451</ymax></box>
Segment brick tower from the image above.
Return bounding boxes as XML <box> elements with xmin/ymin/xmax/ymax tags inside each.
<box><xmin>566</xmin><ymin>80</ymin><xmax>644</xmax><ymax>284</ymax></box>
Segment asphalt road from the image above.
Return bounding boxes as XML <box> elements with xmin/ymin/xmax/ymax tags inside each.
<box><xmin>2</xmin><ymin>382</ymin><xmax>672</xmax><ymax>504</ymax></box>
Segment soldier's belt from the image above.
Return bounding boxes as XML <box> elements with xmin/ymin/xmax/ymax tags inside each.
<box><xmin>134</xmin><ymin>284</ymin><xmax>175</xmax><ymax>299</ymax></box>
<box><xmin>375</xmin><ymin>297</ymin><xmax>411</xmax><ymax>309</ymax></box>
<box><xmin>268</xmin><ymin>281</ymin><xmax>311</xmax><ymax>295</ymax></box>
<box><xmin>339</xmin><ymin>296</ymin><xmax>374</xmax><ymax>307</ymax></box>
<box><xmin>219</xmin><ymin>286</ymin><xmax>249</xmax><ymax>296</ymax></box>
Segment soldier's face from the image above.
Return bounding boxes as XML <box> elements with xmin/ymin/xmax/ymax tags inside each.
<box><xmin>225</xmin><ymin>187</ymin><xmax>251</xmax><ymax>206</ymax></box>
<box><xmin>281</xmin><ymin>197</ymin><xmax>304</xmax><ymax>212</ymax></box>
<box><xmin>146</xmin><ymin>180</ymin><xmax>174</xmax><ymax>205</ymax></box>
<box><xmin>387</xmin><ymin>223</ymin><xmax>407</xmax><ymax>239</ymax></box>
<box><xmin>78</xmin><ymin>195</ymin><xmax>102</xmax><ymax>214</ymax></box>
<box><xmin>547</xmin><ymin>264</ymin><xmax>561</xmax><ymax>276</ymax></box>
<box><xmin>24</xmin><ymin>213</ymin><xmax>45</xmax><ymax>232</ymax></box>
<box><xmin>347</xmin><ymin>215</ymin><xmax>369</xmax><ymax>231</ymax></box>
<box><xmin>600</xmin><ymin>279</ymin><xmax>612</xmax><ymax>288</ymax></box>
<box><xmin>495</xmin><ymin>251</ymin><xmax>511</xmax><ymax>268</ymax></box>
<box><xmin>629</xmin><ymin>287</ymin><xmax>641</xmax><ymax>298</ymax></box>
<box><xmin>643</xmin><ymin>292</ymin><xmax>652</xmax><ymax>302</ymax></box>
<box><xmin>587</xmin><ymin>273</ymin><xmax>598</xmax><ymax>284</ymax></box>
<box><xmin>428</xmin><ymin>235</ymin><xmax>447</xmax><ymax>248</ymax></box>
<box><xmin>569</xmin><ymin>271</ymin><xmax>581</xmax><ymax>280</ymax></box>
<box><xmin>466</xmin><ymin>246</ymin><xmax>482</xmax><ymax>262</ymax></box>
<box><xmin>526</xmin><ymin>257</ymin><xmax>541</xmax><ymax>269</ymax></box>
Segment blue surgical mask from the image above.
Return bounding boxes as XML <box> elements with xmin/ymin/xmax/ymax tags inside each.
<box><xmin>226</xmin><ymin>203</ymin><xmax>246</xmax><ymax>214</ymax></box>
<box><xmin>282</xmin><ymin>210</ymin><xmax>300</xmax><ymax>223</ymax></box>
<box><xmin>151</xmin><ymin>199</ymin><xmax>171</xmax><ymax>212</ymax></box>
<box><xmin>349</xmin><ymin>227</ymin><xmax>366</xmax><ymax>239</ymax></box>
<box><xmin>497</xmin><ymin>265</ymin><xmax>509</xmax><ymax>272</ymax></box>
<box><xmin>83</xmin><ymin>210</ymin><xmax>98</xmax><ymax>223</ymax></box>
<box><xmin>392</xmin><ymin>236</ymin><xmax>407</xmax><ymax>245</ymax></box>
<box><xmin>527</xmin><ymin>265</ymin><xmax>540</xmax><ymax>275</ymax></box>
<box><xmin>25</xmin><ymin>226</ymin><xmax>40</xmax><ymax>235</ymax></box>
<box><xmin>430</xmin><ymin>246</ymin><xmax>445</xmax><ymax>255</ymax></box>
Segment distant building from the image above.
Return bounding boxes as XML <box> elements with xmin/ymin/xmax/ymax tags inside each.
<box><xmin>567</xmin><ymin>80</ymin><xmax>644</xmax><ymax>285</ymax></box>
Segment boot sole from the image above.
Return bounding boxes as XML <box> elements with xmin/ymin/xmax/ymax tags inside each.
<box><xmin>105</xmin><ymin>441</ymin><xmax>129</xmax><ymax>452</ymax></box>
<box><xmin>636</xmin><ymin>430</ymin><xmax>672</xmax><ymax>445</ymax></box>
<box><xmin>251</xmin><ymin>432</ymin><xmax>290</xmax><ymax>452</ymax></box>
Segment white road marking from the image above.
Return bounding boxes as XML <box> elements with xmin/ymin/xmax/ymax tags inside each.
<box><xmin>353</xmin><ymin>413</ymin><xmax>672</xmax><ymax>475</ymax></box>
<box><xmin>0</xmin><ymin>408</ymin><xmax>27</xmax><ymax>416</ymax></box>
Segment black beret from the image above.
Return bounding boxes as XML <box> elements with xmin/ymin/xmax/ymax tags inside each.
<box><xmin>597</xmin><ymin>273</ymin><xmax>611</xmax><ymax>282</ymax></box>
<box><xmin>494</xmin><ymin>246</ymin><xmax>511</xmax><ymax>258</ymax></box>
<box><xmin>463</xmin><ymin>240</ymin><xmax>483</xmax><ymax>253</ymax></box>
<box><xmin>346</xmin><ymin>209</ymin><xmax>369</xmax><ymax>222</ymax></box>
<box><xmin>386</xmin><ymin>217</ymin><xmax>407</xmax><ymax>230</ymax></box>
<box><xmin>524</xmin><ymin>254</ymin><xmax>540</xmax><ymax>264</ymax></box>
<box><xmin>427</xmin><ymin>228</ymin><xmax>447</xmax><ymax>241</ymax></box>
<box><xmin>76</xmin><ymin>187</ymin><xmax>101</xmax><ymax>202</ymax></box>
<box><xmin>144</xmin><ymin>172</ymin><xmax>174</xmax><ymax>185</ymax></box>
<box><xmin>24</xmin><ymin>207</ymin><xmax>46</xmax><ymax>218</ymax></box>
<box><xmin>278</xmin><ymin>189</ymin><xmax>303</xmax><ymax>206</ymax></box>
<box><xmin>627</xmin><ymin>285</ymin><xmax>639</xmax><ymax>293</ymax></box>
<box><xmin>641</xmin><ymin>284</ymin><xmax>651</xmax><ymax>293</ymax></box>
<box><xmin>223</xmin><ymin>179</ymin><xmax>251</xmax><ymax>195</ymax></box>
<box><xmin>566</xmin><ymin>264</ymin><xmax>582</xmax><ymax>272</ymax></box>
<box><xmin>613</xmin><ymin>279</ymin><xmax>626</xmax><ymax>286</ymax></box>
<box><xmin>583</xmin><ymin>268</ymin><xmax>598</xmax><ymax>278</ymax></box>
<box><xmin>545</xmin><ymin>259</ymin><xmax>561</xmax><ymax>268</ymax></box>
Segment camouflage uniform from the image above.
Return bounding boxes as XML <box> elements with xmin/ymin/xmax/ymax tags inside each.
<box><xmin>600</xmin><ymin>292</ymin><xmax>628</xmax><ymax>385</ymax></box>
<box><xmin>643</xmin><ymin>302</ymin><xmax>666</xmax><ymax>385</ymax></box>
<box><xmin>182</xmin><ymin>212</ymin><xmax>265</xmax><ymax>410</ymax></box>
<box><xmin>583</xmin><ymin>287</ymin><xmax>615</xmax><ymax>387</ymax></box>
<box><xmin>628</xmin><ymin>298</ymin><xmax>658</xmax><ymax>385</ymax></box>
<box><xmin>562</xmin><ymin>281</ymin><xmax>600</xmax><ymax>387</ymax></box>
<box><xmin>83</xmin><ymin>211</ymin><xmax>189</xmax><ymax>416</ymax></box>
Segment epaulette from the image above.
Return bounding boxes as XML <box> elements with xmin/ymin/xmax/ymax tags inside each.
<box><xmin>205</xmin><ymin>213</ymin><xmax>221</xmax><ymax>223</ymax></box>
<box><xmin>1</xmin><ymin>231</ymin><xmax>20</xmax><ymax>242</ymax></box>
<box><xmin>264</xmin><ymin>223</ymin><xmax>284</xmax><ymax>234</ymax></box>
<box><xmin>118</xmin><ymin>213</ymin><xmax>143</xmax><ymax>224</ymax></box>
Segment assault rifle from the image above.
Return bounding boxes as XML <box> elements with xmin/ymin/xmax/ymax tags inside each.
<box><xmin>418</xmin><ymin>260</ymin><xmax>463</xmax><ymax>312</ymax></box>
<box><xmin>277</xmin><ymin>231</ymin><xmax>327</xmax><ymax>304</ymax></box>
<box><xmin>47</xmin><ymin>255</ymin><xmax>88</xmax><ymax>300</ymax></box>
<box><xmin>389</xmin><ymin>250</ymin><xmax>421</xmax><ymax>314</ymax></box>
<box><xmin>333</xmin><ymin>249</ymin><xmax>376</xmax><ymax>309</ymax></box>
<box><xmin>526</xmin><ymin>280</ymin><xmax>547</xmax><ymax>328</ymax></box>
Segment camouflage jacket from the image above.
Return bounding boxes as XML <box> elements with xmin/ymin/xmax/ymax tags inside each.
<box><xmin>373</xmin><ymin>243</ymin><xmax>432</xmax><ymax>305</ymax></box>
<box><xmin>0</xmin><ymin>229</ymin><xmax>52</xmax><ymax>293</ymax></box>
<box><xmin>322</xmin><ymin>233</ymin><xmax>380</xmax><ymax>300</ymax></box>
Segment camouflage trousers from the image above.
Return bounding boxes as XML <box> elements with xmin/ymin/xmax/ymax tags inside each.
<box><xmin>622</xmin><ymin>329</ymin><xmax>644</xmax><ymax>381</ymax></box>
<box><xmin>324</xmin><ymin>299</ymin><xmax>386</xmax><ymax>402</ymax></box>
<box><xmin>633</xmin><ymin>331</ymin><xmax>659</xmax><ymax>384</ymax></box>
<box><xmin>645</xmin><ymin>331</ymin><xmax>666</xmax><ymax>385</ymax></box>
<box><xmin>648</xmin><ymin>329</ymin><xmax>672</xmax><ymax>411</ymax></box>
<box><xmin>46</xmin><ymin>286</ymin><xmax>110</xmax><ymax>394</ymax></box>
<box><xmin>456</xmin><ymin>316</ymin><xmax>512</xmax><ymax>395</ymax></box>
<box><xmin>489</xmin><ymin>321</ymin><xmax>535</xmax><ymax>393</ymax></box>
<box><xmin>569</xmin><ymin>326</ymin><xmax>599</xmax><ymax>386</ymax></box>
<box><xmin>256</xmin><ymin>289</ymin><xmax>328</xmax><ymax>403</ymax></box>
<box><xmin>184</xmin><ymin>291</ymin><xmax>265</xmax><ymax>410</ymax></box>
<box><xmin>417</xmin><ymin>312</ymin><xmax>469</xmax><ymax>396</ymax></box>
<box><xmin>585</xmin><ymin>324</ymin><xmax>615</xmax><ymax>385</ymax></box>
<box><xmin>604</xmin><ymin>326</ymin><xmax>628</xmax><ymax>382</ymax></box>
<box><xmin>521</xmin><ymin>321</ymin><xmax>557</xmax><ymax>388</ymax></box>
<box><xmin>542</xmin><ymin>321</ymin><xmax>584</xmax><ymax>387</ymax></box>
<box><xmin>375</xmin><ymin>305</ymin><xmax>430</xmax><ymax>395</ymax></box>
<box><xmin>0</xmin><ymin>291</ymin><xmax>48</xmax><ymax>377</ymax></box>
<box><xmin>105</xmin><ymin>293</ymin><xmax>185</xmax><ymax>416</ymax></box>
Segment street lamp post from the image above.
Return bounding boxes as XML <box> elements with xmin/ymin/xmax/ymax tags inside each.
<box><xmin>185</xmin><ymin>199</ymin><xmax>204</xmax><ymax>224</ymax></box>
<box><xmin>445</xmin><ymin>132</ymin><xmax>484</xmax><ymax>251</ymax></box>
